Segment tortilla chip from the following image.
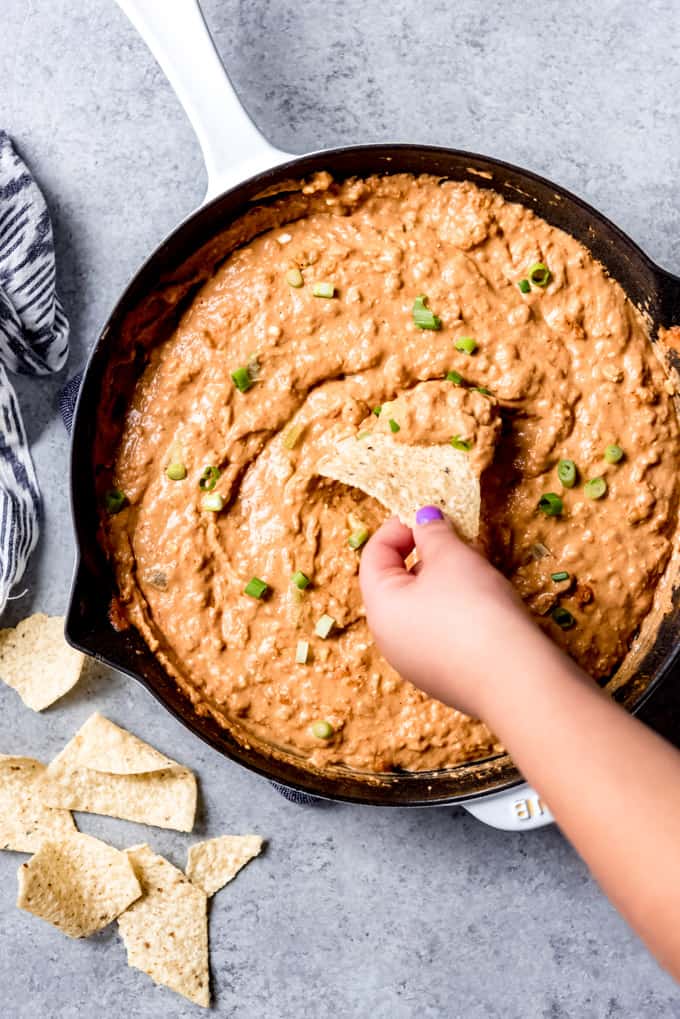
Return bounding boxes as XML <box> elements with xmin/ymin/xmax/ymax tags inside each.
<box><xmin>319</xmin><ymin>433</ymin><xmax>481</xmax><ymax>540</ymax></box>
<box><xmin>186</xmin><ymin>835</ymin><xmax>263</xmax><ymax>896</ymax></box>
<box><xmin>17</xmin><ymin>832</ymin><xmax>141</xmax><ymax>938</ymax></box>
<box><xmin>118</xmin><ymin>844</ymin><xmax>209</xmax><ymax>1007</ymax></box>
<box><xmin>0</xmin><ymin>614</ymin><xmax>84</xmax><ymax>711</ymax></box>
<box><xmin>0</xmin><ymin>755</ymin><xmax>75</xmax><ymax>853</ymax></box>
<box><xmin>38</xmin><ymin>713</ymin><xmax>197</xmax><ymax>832</ymax></box>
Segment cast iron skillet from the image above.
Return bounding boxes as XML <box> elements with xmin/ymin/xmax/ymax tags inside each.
<box><xmin>66</xmin><ymin>0</ymin><xmax>680</xmax><ymax>823</ymax></box>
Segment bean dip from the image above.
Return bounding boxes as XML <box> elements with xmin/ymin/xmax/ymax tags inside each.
<box><xmin>100</xmin><ymin>174</ymin><xmax>680</xmax><ymax>773</ymax></box>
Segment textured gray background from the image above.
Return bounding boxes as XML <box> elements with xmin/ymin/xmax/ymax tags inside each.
<box><xmin>1</xmin><ymin>0</ymin><xmax>680</xmax><ymax>1016</ymax></box>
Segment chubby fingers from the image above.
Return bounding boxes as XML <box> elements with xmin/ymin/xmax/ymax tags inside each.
<box><xmin>359</xmin><ymin>517</ymin><xmax>415</xmax><ymax>603</ymax></box>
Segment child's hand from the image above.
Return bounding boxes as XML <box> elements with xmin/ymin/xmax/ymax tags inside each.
<box><xmin>359</xmin><ymin>506</ymin><xmax>548</xmax><ymax>718</ymax></box>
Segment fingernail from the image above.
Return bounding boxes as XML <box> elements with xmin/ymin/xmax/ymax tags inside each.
<box><xmin>415</xmin><ymin>505</ymin><xmax>444</xmax><ymax>526</ymax></box>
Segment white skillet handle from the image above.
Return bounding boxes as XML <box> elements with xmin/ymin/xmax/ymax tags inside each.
<box><xmin>115</xmin><ymin>0</ymin><xmax>292</xmax><ymax>202</ymax></box>
<box><xmin>461</xmin><ymin>782</ymin><xmax>554</xmax><ymax>830</ymax></box>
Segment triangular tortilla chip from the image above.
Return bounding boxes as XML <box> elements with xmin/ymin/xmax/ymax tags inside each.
<box><xmin>0</xmin><ymin>755</ymin><xmax>75</xmax><ymax>852</ymax></box>
<box><xmin>17</xmin><ymin>832</ymin><xmax>141</xmax><ymax>938</ymax></box>
<box><xmin>0</xmin><ymin>614</ymin><xmax>84</xmax><ymax>711</ymax></box>
<box><xmin>38</xmin><ymin>714</ymin><xmax>197</xmax><ymax>832</ymax></box>
<box><xmin>319</xmin><ymin>433</ymin><xmax>481</xmax><ymax>540</ymax></box>
<box><xmin>186</xmin><ymin>835</ymin><xmax>263</xmax><ymax>896</ymax></box>
<box><xmin>118</xmin><ymin>844</ymin><xmax>209</xmax><ymax>1007</ymax></box>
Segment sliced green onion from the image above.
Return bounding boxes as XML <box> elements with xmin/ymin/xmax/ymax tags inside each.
<box><xmin>557</xmin><ymin>459</ymin><xmax>577</xmax><ymax>488</ymax></box>
<box><xmin>455</xmin><ymin>336</ymin><xmax>477</xmax><ymax>355</ymax></box>
<box><xmin>604</xmin><ymin>444</ymin><xmax>623</xmax><ymax>464</ymax></box>
<box><xmin>372</xmin><ymin>405</ymin><xmax>382</xmax><ymax>416</ymax></box>
<box><xmin>283</xmin><ymin>424</ymin><xmax>304</xmax><ymax>450</ymax></box>
<box><xmin>528</xmin><ymin>262</ymin><xmax>552</xmax><ymax>288</ymax></box>
<box><xmin>412</xmin><ymin>295</ymin><xmax>442</xmax><ymax>330</ymax></box>
<box><xmin>104</xmin><ymin>488</ymin><xmax>126</xmax><ymax>515</ymax></box>
<box><xmin>292</xmin><ymin>571</ymin><xmax>311</xmax><ymax>590</ymax></box>
<box><xmin>474</xmin><ymin>386</ymin><xmax>492</xmax><ymax>396</ymax></box>
<box><xmin>552</xmin><ymin>605</ymin><xmax>575</xmax><ymax>629</ymax></box>
<box><xmin>313</xmin><ymin>282</ymin><xmax>335</xmax><ymax>298</ymax></box>
<box><xmin>584</xmin><ymin>477</ymin><xmax>607</xmax><ymax>500</ymax></box>
<box><xmin>311</xmin><ymin>720</ymin><xmax>334</xmax><ymax>740</ymax></box>
<box><xmin>388</xmin><ymin>419</ymin><xmax>400</xmax><ymax>434</ymax></box>
<box><xmin>202</xmin><ymin>492</ymin><xmax>224</xmax><ymax>512</ymax></box>
<box><xmin>551</xmin><ymin>571</ymin><xmax>570</xmax><ymax>582</ymax></box>
<box><xmin>295</xmin><ymin>640</ymin><xmax>310</xmax><ymax>665</ymax></box>
<box><xmin>518</xmin><ymin>279</ymin><xmax>531</xmax><ymax>294</ymax></box>
<box><xmin>231</xmin><ymin>366</ymin><xmax>253</xmax><ymax>392</ymax></box>
<box><xmin>446</xmin><ymin>370</ymin><xmax>463</xmax><ymax>384</ymax></box>
<box><xmin>451</xmin><ymin>435</ymin><xmax>473</xmax><ymax>452</ymax></box>
<box><xmin>357</xmin><ymin>430</ymin><xmax>371</xmax><ymax>440</ymax></box>
<box><xmin>348</xmin><ymin>528</ymin><xmax>369</xmax><ymax>550</ymax></box>
<box><xmin>538</xmin><ymin>492</ymin><xmax>563</xmax><ymax>516</ymax></box>
<box><xmin>315</xmin><ymin>614</ymin><xmax>335</xmax><ymax>639</ymax></box>
<box><xmin>166</xmin><ymin>462</ymin><xmax>187</xmax><ymax>481</ymax></box>
<box><xmin>244</xmin><ymin>576</ymin><xmax>268</xmax><ymax>599</ymax></box>
<box><xmin>199</xmin><ymin>466</ymin><xmax>220</xmax><ymax>491</ymax></box>
<box><xmin>286</xmin><ymin>268</ymin><xmax>304</xmax><ymax>288</ymax></box>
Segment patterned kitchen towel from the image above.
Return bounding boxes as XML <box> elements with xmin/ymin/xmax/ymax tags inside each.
<box><xmin>58</xmin><ymin>373</ymin><xmax>319</xmax><ymax>806</ymax></box>
<box><xmin>0</xmin><ymin>131</ymin><xmax>69</xmax><ymax>615</ymax></box>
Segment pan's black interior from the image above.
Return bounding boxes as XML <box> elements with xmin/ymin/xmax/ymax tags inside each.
<box><xmin>66</xmin><ymin>145</ymin><xmax>680</xmax><ymax>806</ymax></box>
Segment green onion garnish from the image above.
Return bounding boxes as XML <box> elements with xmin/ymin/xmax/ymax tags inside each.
<box><xmin>348</xmin><ymin>528</ymin><xmax>369</xmax><ymax>550</ymax></box>
<box><xmin>283</xmin><ymin>424</ymin><xmax>304</xmax><ymax>450</ymax></box>
<box><xmin>104</xmin><ymin>488</ymin><xmax>126</xmax><ymax>515</ymax></box>
<box><xmin>357</xmin><ymin>430</ymin><xmax>371</xmax><ymax>440</ymax></box>
<box><xmin>552</xmin><ymin>605</ymin><xmax>575</xmax><ymax>629</ymax></box>
<box><xmin>372</xmin><ymin>405</ymin><xmax>382</xmax><ymax>416</ymax></box>
<box><xmin>604</xmin><ymin>444</ymin><xmax>623</xmax><ymax>464</ymax></box>
<box><xmin>388</xmin><ymin>419</ymin><xmax>400</xmax><ymax>434</ymax></box>
<box><xmin>315</xmin><ymin>614</ymin><xmax>335</xmax><ymax>639</ymax></box>
<box><xmin>412</xmin><ymin>295</ymin><xmax>442</xmax><ymax>330</ymax></box>
<box><xmin>313</xmin><ymin>282</ymin><xmax>335</xmax><ymax>298</ymax></box>
<box><xmin>231</xmin><ymin>366</ymin><xmax>253</xmax><ymax>393</ymax></box>
<box><xmin>311</xmin><ymin>720</ymin><xmax>334</xmax><ymax>740</ymax></box>
<box><xmin>295</xmin><ymin>640</ymin><xmax>310</xmax><ymax>665</ymax></box>
<box><xmin>528</xmin><ymin>262</ymin><xmax>552</xmax><ymax>288</ymax></box>
<box><xmin>286</xmin><ymin>268</ymin><xmax>304</xmax><ymax>288</ymax></box>
<box><xmin>199</xmin><ymin>466</ymin><xmax>220</xmax><ymax>491</ymax></box>
<box><xmin>455</xmin><ymin>336</ymin><xmax>477</xmax><ymax>355</ymax></box>
<box><xmin>538</xmin><ymin>492</ymin><xmax>563</xmax><ymax>516</ymax></box>
<box><xmin>166</xmin><ymin>462</ymin><xmax>187</xmax><ymax>481</ymax></box>
<box><xmin>518</xmin><ymin>279</ymin><xmax>531</xmax><ymax>294</ymax></box>
<box><xmin>411</xmin><ymin>297</ymin><xmax>444</xmax><ymax>330</ymax></box>
<box><xmin>244</xmin><ymin>576</ymin><xmax>268</xmax><ymax>599</ymax></box>
<box><xmin>446</xmin><ymin>370</ymin><xmax>463</xmax><ymax>384</ymax></box>
<box><xmin>474</xmin><ymin>387</ymin><xmax>492</xmax><ymax>396</ymax></box>
<box><xmin>551</xmin><ymin>571</ymin><xmax>570</xmax><ymax>582</ymax></box>
<box><xmin>292</xmin><ymin>571</ymin><xmax>310</xmax><ymax>590</ymax></box>
<box><xmin>584</xmin><ymin>477</ymin><xmax>607</xmax><ymax>500</ymax></box>
<box><xmin>201</xmin><ymin>492</ymin><xmax>224</xmax><ymax>512</ymax></box>
<box><xmin>557</xmin><ymin>459</ymin><xmax>577</xmax><ymax>488</ymax></box>
<box><xmin>451</xmin><ymin>435</ymin><xmax>473</xmax><ymax>452</ymax></box>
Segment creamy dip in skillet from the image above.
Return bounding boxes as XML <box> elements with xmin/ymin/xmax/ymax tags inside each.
<box><xmin>102</xmin><ymin>174</ymin><xmax>680</xmax><ymax>773</ymax></box>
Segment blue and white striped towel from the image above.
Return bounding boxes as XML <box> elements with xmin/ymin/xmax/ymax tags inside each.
<box><xmin>0</xmin><ymin>131</ymin><xmax>69</xmax><ymax>615</ymax></box>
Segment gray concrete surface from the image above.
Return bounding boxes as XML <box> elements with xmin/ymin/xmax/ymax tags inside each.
<box><xmin>1</xmin><ymin>0</ymin><xmax>679</xmax><ymax>1015</ymax></box>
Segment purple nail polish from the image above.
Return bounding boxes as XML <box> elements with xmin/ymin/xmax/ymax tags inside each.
<box><xmin>415</xmin><ymin>505</ymin><xmax>444</xmax><ymax>525</ymax></box>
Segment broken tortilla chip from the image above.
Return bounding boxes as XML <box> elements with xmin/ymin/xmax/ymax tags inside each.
<box><xmin>17</xmin><ymin>832</ymin><xmax>141</xmax><ymax>938</ymax></box>
<box><xmin>0</xmin><ymin>755</ymin><xmax>75</xmax><ymax>853</ymax></box>
<box><xmin>38</xmin><ymin>713</ymin><xmax>197</xmax><ymax>832</ymax></box>
<box><xmin>319</xmin><ymin>433</ymin><xmax>481</xmax><ymax>540</ymax></box>
<box><xmin>186</xmin><ymin>835</ymin><xmax>263</xmax><ymax>896</ymax></box>
<box><xmin>118</xmin><ymin>844</ymin><xmax>209</xmax><ymax>1007</ymax></box>
<box><xmin>0</xmin><ymin>614</ymin><xmax>84</xmax><ymax>711</ymax></box>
